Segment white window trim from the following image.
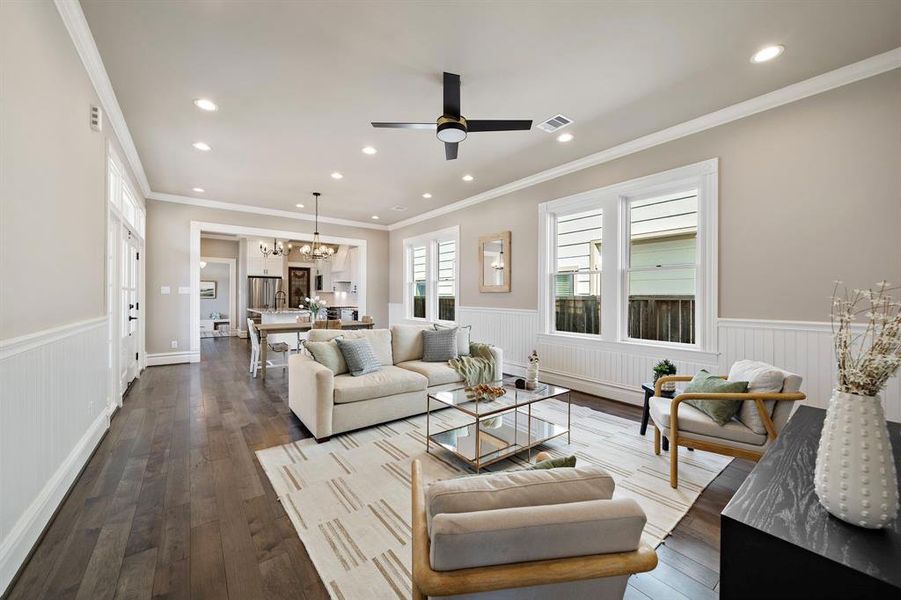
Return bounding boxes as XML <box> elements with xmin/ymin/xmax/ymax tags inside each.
<box><xmin>538</xmin><ymin>159</ymin><xmax>718</xmax><ymax>359</ymax></box>
<box><xmin>403</xmin><ymin>225</ymin><xmax>460</xmax><ymax>324</ymax></box>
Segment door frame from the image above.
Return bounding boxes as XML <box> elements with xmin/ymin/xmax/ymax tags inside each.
<box><xmin>189</xmin><ymin>221</ymin><xmax>368</xmax><ymax>360</ymax></box>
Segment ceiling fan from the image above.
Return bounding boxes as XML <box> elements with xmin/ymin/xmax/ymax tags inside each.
<box><xmin>372</xmin><ymin>72</ymin><xmax>532</xmax><ymax>160</ymax></box>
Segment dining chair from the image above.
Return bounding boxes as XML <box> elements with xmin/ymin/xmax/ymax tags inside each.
<box><xmin>246</xmin><ymin>318</ymin><xmax>289</xmax><ymax>377</ymax></box>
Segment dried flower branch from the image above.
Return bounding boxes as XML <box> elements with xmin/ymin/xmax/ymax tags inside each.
<box><xmin>831</xmin><ymin>281</ymin><xmax>901</xmax><ymax>396</ymax></box>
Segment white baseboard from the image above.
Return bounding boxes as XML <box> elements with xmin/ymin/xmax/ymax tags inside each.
<box><xmin>147</xmin><ymin>350</ymin><xmax>200</xmax><ymax>366</ymax></box>
<box><xmin>0</xmin><ymin>410</ymin><xmax>108</xmax><ymax>594</ymax></box>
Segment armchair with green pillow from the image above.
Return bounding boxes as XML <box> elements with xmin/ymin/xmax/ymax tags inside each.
<box><xmin>648</xmin><ymin>360</ymin><xmax>806</xmax><ymax>488</ymax></box>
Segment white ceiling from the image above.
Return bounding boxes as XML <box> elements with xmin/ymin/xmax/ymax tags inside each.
<box><xmin>81</xmin><ymin>1</ymin><xmax>901</xmax><ymax>225</ymax></box>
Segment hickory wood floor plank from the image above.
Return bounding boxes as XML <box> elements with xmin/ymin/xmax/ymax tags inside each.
<box><xmin>6</xmin><ymin>336</ymin><xmax>750</xmax><ymax>599</ymax></box>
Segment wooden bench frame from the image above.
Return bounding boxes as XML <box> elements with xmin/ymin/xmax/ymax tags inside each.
<box><xmin>411</xmin><ymin>460</ymin><xmax>658</xmax><ymax>599</ymax></box>
<box><xmin>653</xmin><ymin>375</ymin><xmax>806</xmax><ymax>488</ymax></box>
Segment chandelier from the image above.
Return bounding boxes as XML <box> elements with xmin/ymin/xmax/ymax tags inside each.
<box><xmin>299</xmin><ymin>192</ymin><xmax>335</xmax><ymax>262</ymax></box>
<box><xmin>259</xmin><ymin>237</ymin><xmax>290</xmax><ymax>258</ymax></box>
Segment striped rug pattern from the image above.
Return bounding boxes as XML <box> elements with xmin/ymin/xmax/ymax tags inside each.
<box><xmin>256</xmin><ymin>400</ymin><xmax>732</xmax><ymax>599</ymax></box>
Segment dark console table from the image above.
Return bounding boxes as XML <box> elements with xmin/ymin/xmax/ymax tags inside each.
<box><xmin>720</xmin><ymin>406</ymin><xmax>901</xmax><ymax>599</ymax></box>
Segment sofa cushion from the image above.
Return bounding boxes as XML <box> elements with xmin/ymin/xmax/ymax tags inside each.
<box><xmin>435</xmin><ymin>323</ymin><xmax>472</xmax><ymax>356</ymax></box>
<box><xmin>308</xmin><ymin>328</ymin><xmax>393</xmax><ymax>367</ymax></box>
<box><xmin>390</xmin><ymin>324</ymin><xmax>433</xmax><ymax>363</ymax></box>
<box><xmin>304</xmin><ymin>339</ymin><xmax>348</xmax><ymax>375</ymax></box>
<box><xmin>332</xmin><ymin>365</ymin><xmax>428</xmax><ymax>404</ymax></box>
<box><xmin>396</xmin><ymin>360</ymin><xmax>464</xmax><ymax>387</ymax></box>
<box><xmin>729</xmin><ymin>360</ymin><xmax>787</xmax><ymax>435</ymax></box>
<box><xmin>336</xmin><ymin>337</ymin><xmax>381</xmax><ymax>377</ymax></box>
<box><xmin>425</xmin><ymin>466</ymin><xmax>615</xmax><ymax>533</ymax></box>
<box><xmin>422</xmin><ymin>327</ymin><xmax>459</xmax><ymax>362</ymax></box>
<box><xmin>649</xmin><ymin>396</ymin><xmax>767</xmax><ymax>445</ymax></box>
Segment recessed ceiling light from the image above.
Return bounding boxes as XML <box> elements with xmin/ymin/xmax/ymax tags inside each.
<box><xmin>422</xmin><ymin>193</ymin><xmax>432</xmax><ymax>199</ymax></box>
<box><xmin>462</xmin><ymin>174</ymin><xmax>474</xmax><ymax>182</ymax></box>
<box><xmin>371</xmin><ymin>215</ymin><xmax>380</xmax><ymax>220</ymax></box>
<box><xmin>192</xmin><ymin>141</ymin><xmax>211</xmax><ymax>151</ymax></box>
<box><xmin>362</xmin><ymin>146</ymin><xmax>377</xmax><ymax>155</ymax></box>
<box><xmin>295</xmin><ymin>203</ymin><xmax>305</xmax><ymax>208</ymax></box>
<box><xmin>557</xmin><ymin>132</ymin><xmax>574</xmax><ymax>143</ymax></box>
<box><xmin>193</xmin><ymin>98</ymin><xmax>218</xmax><ymax>111</ymax></box>
<box><xmin>192</xmin><ymin>187</ymin><xmax>205</xmax><ymax>193</ymax></box>
<box><xmin>751</xmin><ymin>45</ymin><xmax>784</xmax><ymax>64</ymax></box>
<box><xmin>331</xmin><ymin>172</ymin><xmax>343</xmax><ymax>180</ymax></box>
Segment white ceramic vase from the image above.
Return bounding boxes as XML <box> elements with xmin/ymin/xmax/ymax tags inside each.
<box><xmin>814</xmin><ymin>390</ymin><xmax>899</xmax><ymax>529</ymax></box>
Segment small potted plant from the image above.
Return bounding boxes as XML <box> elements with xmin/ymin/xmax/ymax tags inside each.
<box><xmin>653</xmin><ymin>359</ymin><xmax>677</xmax><ymax>392</ymax></box>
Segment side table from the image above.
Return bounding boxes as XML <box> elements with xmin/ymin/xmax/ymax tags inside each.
<box><xmin>639</xmin><ymin>382</ymin><xmax>690</xmax><ymax>453</ymax></box>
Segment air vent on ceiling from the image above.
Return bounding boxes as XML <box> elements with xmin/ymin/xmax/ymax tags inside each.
<box><xmin>537</xmin><ymin>114</ymin><xmax>572</xmax><ymax>133</ymax></box>
<box><xmin>392</xmin><ymin>205</ymin><xmax>408</xmax><ymax>212</ymax></box>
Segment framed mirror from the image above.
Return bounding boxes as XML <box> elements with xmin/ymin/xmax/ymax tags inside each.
<box><xmin>479</xmin><ymin>231</ymin><xmax>511</xmax><ymax>292</ymax></box>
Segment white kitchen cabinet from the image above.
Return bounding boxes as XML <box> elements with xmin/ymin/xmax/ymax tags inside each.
<box><xmin>247</xmin><ymin>254</ymin><xmax>283</xmax><ymax>277</ymax></box>
<box><xmin>315</xmin><ymin>261</ymin><xmax>332</xmax><ymax>292</ymax></box>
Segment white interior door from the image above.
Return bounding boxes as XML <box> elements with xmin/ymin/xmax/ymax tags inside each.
<box><xmin>119</xmin><ymin>225</ymin><xmax>140</xmax><ymax>392</ymax></box>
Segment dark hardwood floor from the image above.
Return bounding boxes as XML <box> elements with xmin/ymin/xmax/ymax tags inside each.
<box><xmin>5</xmin><ymin>337</ymin><xmax>752</xmax><ymax>600</ymax></box>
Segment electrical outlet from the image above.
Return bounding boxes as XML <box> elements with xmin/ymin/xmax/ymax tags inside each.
<box><xmin>171</xmin><ymin>340</ymin><xmax>178</xmax><ymax>349</ymax></box>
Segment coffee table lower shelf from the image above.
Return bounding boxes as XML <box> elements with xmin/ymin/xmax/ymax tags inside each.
<box><xmin>427</xmin><ymin>411</ymin><xmax>568</xmax><ymax>471</ymax></box>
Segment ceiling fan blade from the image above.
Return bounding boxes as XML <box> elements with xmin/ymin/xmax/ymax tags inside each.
<box><xmin>444</xmin><ymin>142</ymin><xmax>458</xmax><ymax>160</ymax></box>
<box><xmin>467</xmin><ymin>119</ymin><xmax>532</xmax><ymax>132</ymax></box>
<box><xmin>443</xmin><ymin>72</ymin><xmax>461</xmax><ymax>118</ymax></box>
<box><xmin>371</xmin><ymin>122</ymin><xmax>437</xmax><ymax>129</ymax></box>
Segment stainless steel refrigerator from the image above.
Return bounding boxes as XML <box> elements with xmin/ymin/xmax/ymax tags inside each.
<box><xmin>247</xmin><ymin>276</ymin><xmax>282</xmax><ymax>310</ymax></box>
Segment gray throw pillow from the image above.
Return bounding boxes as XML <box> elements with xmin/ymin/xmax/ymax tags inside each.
<box><xmin>683</xmin><ymin>370</ymin><xmax>749</xmax><ymax>426</ymax></box>
<box><xmin>335</xmin><ymin>337</ymin><xmax>381</xmax><ymax>376</ymax></box>
<box><xmin>435</xmin><ymin>323</ymin><xmax>471</xmax><ymax>356</ymax></box>
<box><xmin>422</xmin><ymin>327</ymin><xmax>459</xmax><ymax>362</ymax></box>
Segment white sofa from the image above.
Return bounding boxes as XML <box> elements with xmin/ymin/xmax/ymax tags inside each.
<box><xmin>288</xmin><ymin>324</ymin><xmax>503</xmax><ymax>441</ymax></box>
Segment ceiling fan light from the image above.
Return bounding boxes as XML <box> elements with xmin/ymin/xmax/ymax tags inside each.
<box><xmin>437</xmin><ymin>120</ymin><xmax>467</xmax><ymax>143</ymax></box>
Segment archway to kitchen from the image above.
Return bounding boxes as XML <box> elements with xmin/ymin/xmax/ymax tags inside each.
<box><xmin>189</xmin><ymin>221</ymin><xmax>368</xmax><ymax>361</ymax></box>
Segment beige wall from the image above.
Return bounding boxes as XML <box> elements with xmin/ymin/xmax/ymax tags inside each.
<box><xmin>145</xmin><ymin>200</ymin><xmax>388</xmax><ymax>354</ymax></box>
<box><xmin>200</xmin><ymin>237</ymin><xmax>239</xmax><ymax>259</ymax></box>
<box><xmin>390</xmin><ymin>69</ymin><xmax>901</xmax><ymax>321</ymax></box>
<box><xmin>0</xmin><ymin>0</ymin><xmax>141</xmax><ymax>339</ymax></box>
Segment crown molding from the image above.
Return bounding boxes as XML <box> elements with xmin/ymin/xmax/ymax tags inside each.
<box><xmin>387</xmin><ymin>46</ymin><xmax>901</xmax><ymax>231</ymax></box>
<box><xmin>54</xmin><ymin>0</ymin><xmax>151</xmax><ymax>196</ymax></box>
<box><xmin>148</xmin><ymin>192</ymin><xmax>388</xmax><ymax>231</ymax></box>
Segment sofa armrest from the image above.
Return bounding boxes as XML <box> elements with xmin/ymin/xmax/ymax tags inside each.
<box><xmin>430</xmin><ymin>498</ymin><xmax>646</xmax><ymax>571</ymax></box>
<box><xmin>470</xmin><ymin>343</ymin><xmax>503</xmax><ymax>378</ymax></box>
<box><xmin>288</xmin><ymin>353</ymin><xmax>335</xmax><ymax>440</ymax></box>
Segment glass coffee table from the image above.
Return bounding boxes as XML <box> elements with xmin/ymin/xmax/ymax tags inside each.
<box><xmin>426</xmin><ymin>379</ymin><xmax>571</xmax><ymax>472</ymax></box>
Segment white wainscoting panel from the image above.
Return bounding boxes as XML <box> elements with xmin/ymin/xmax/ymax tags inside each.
<box><xmin>0</xmin><ymin>317</ymin><xmax>110</xmax><ymax>594</ymax></box>
<box><xmin>391</xmin><ymin>304</ymin><xmax>901</xmax><ymax>421</ymax></box>
<box><xmin>718</xmin><ymin>319</ymin><xmax>901</xmax><ymax>422</ymax></box>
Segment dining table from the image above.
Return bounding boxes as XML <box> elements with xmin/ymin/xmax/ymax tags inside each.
<box><xmin>255</xmin><ymin>320</ymin><xmax>374</xmax><ymax>379</ymax></box>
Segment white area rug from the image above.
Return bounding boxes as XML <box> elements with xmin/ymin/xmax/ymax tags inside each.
<box><xmin>256</xmin><ymin>401</ymin><xmax>732</xmax><ymax>600</ymax></box>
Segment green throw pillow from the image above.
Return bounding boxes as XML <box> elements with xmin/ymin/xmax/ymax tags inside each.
<box><xmin>526</xmin><ymin>455</ymin><xmax>577</xmax><ymax>470</ymax></box>
<box><xmin>305</xmin><ymin>339</ymin><xmax>347</xmax><ymax>375</ymax></box>
<box><xmin>683</xmin><ymin>370</ymin><xmax>748</xmax><ymax>425</ymax></box>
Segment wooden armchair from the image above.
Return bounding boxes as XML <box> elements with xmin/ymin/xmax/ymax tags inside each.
<box><xmin>650</xmin><ymin>364</ymin><xmax>805</xmax><ymax>488</ymax></box>
<box><xmin>411</xmin><ymin>460</ymin><xmax>658</xmax><ymax>599</ymax></box>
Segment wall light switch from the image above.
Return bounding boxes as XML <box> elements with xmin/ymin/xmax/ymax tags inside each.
<box><xmin>170</xmin><ymin>340</ymin><xmax>178</xmax><ymax>349</ymax></box>
<box><xmin>160</xmin><ymin>286</ymin><xmax>171</xmax><ymax>295</ymax></box>
<box><xmin>178</xmin><ymin>286</ymin><xmax>191</xmax><ymax>295</ymax></box>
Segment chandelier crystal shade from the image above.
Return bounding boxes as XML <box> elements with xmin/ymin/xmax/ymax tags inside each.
<box><xmin>299</xmin><ymin>192</ymin><xmax>335</xmax><ymax>262</ymax></box>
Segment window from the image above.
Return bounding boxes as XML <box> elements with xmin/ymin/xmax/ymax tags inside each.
<box><xmin>404</xmin><ymin>227</ymin><xmax>459</xmax><ymax>323</ymax></box>
<box><xmin>554</xmin><ymin>209</ymin><xmax>602</xmax><ymax>334</ymax></box>
<box><xmin>437</xmin><ymin>240</ymin><xmax>456</xmax><ymax>321</ymax></box>
<box><xmin>539</xmin><ymin>160</ymin><xmax>717</xmax><ymax>353</ymax></box>
<box><xmin>627</xmin><ymin>192</ymin><xmax>698</xmax><ymax>344</ymax></box>
<box><xmin>411</xmin><ymin>245</ymin><xmax>427</xmax><ymax>318</ymax></box>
